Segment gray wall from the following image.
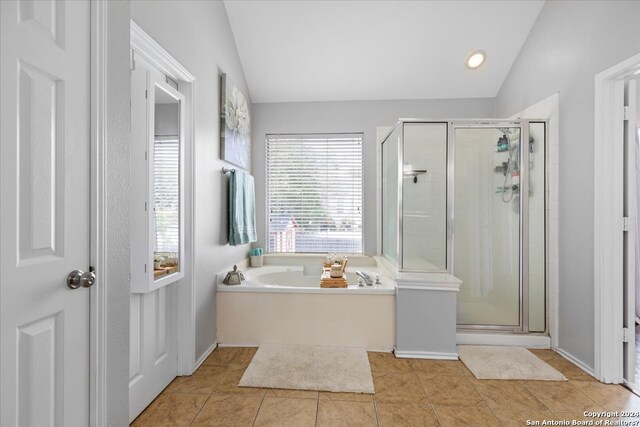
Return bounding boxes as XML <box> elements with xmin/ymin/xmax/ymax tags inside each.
<box><xmin>131</xmin><ymin>0</ymin><xmax>252</xmax><ymax>360</ymax></box>
<box><xmin>251</xmin><ymin>98</ymin><xmax>495</xmax><ymax>255</ymax></box>
<box><xmin>105</xmin><ymin>1</ymin><xmax>131</xmax><ymax>425</ymax></box>
<box><xmin>495</xmin><ymin>0</ymin><xmax>640</xmax><ymax>369</ymax></box>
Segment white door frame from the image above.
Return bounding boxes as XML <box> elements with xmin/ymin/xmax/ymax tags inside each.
<box><xmin>130</xmin><ymin>20</ymin><xmax>197</xmax><ymax>376</ymax></box>
<box><xmin>90</xmin><ymin>1</ymin><xmax>109</xmax><ymax>424</ymax></box>
<box><xmin>594</xmin><ymin>52</ymin><xmax>640</xmax><ymax>384</ymax></box>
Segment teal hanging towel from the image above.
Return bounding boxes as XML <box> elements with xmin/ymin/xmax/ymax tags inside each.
<box><xmin>228</xmin><ymin>170</ymin><xmax>257</xmax><ymax>246</ymax></box>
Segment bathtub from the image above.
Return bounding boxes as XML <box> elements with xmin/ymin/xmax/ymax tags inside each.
<box><xmin>216</xmin><ymin>257</ymin><xmax>396</xmax><ymax>351</ymax></box>
<box><xmin>217</xmin><ymin>265</ymin><xmax>395</xmax><ymax>294</ymax></box>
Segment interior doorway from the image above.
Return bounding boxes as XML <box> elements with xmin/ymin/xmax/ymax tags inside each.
<box><xmin>129</xmin><ymin>22</ymin><xmax>197</xmax><ymax>422</ymax></box>
<box><xmin>594</xmin><ymin>52</ymin><xmax>640</xmax><ymax>385</ymax></box>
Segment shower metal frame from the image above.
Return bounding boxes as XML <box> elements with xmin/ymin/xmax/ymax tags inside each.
<box><xmin>380</xmin><ymin>118</ymin><xmax>548</xmax><ymax>334</ymax></box>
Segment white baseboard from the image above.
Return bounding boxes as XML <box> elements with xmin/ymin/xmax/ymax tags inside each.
<box><xmin>456</xmin><ymin>332</ymin><xmax>551</xmax><ymax>348</ymax></box>
<box><xmin>394</xmin><ymin>349</ymin><xmax>458</xmax><ymax>360</ymax></box>
<box><xmin>556</xmin><ymin>347</ymin><xmax>596</xmax><ymax>378</ymax></box>
<box><xmin>193</xmin><ymin>341</ymin><xmax>217</xmax><ymax>372</ymax></box>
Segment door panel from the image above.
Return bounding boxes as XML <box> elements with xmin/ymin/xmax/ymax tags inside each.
<box><xmin>129</xmin><ymin>56</ymin><xmax>179</xmax><ymax>422</ymax></box>
<box><xmin>1</xmin><ymin>1</ymin><xmax>91</xmax><ymax>425</ymax></box>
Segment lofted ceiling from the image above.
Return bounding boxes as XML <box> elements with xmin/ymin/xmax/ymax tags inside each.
<box><xmin>224</xmin><ymin>0</ymin><xmax>544</xmax><ymax>104</ymax></box>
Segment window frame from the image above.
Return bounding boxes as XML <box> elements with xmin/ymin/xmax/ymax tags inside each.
<box><xmin>265</xmin><ymin>133</ymin><xmax>365</xmax><ymax>254</ymax></box>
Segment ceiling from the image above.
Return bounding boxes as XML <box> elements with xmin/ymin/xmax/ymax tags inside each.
<box><xmin>224</xmin><ymin>0</ymin><xmax>544</xmax><ymax>104</ymax></box>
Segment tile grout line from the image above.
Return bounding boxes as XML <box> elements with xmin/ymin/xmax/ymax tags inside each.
<box><xmin>414</xmin><ymin>369</ymin><xmax>445</xmax><ymax>426</ymax></box>
<box><xmin>250</xmin><ymin>391</ymin><xmax>267</xmax><ymax>427</ymax></box>
<box><xmin>187</xmin><ymin>362</ymin><xmax>231</xmax><ymax>426</ymax></box>
<box><xmin>188</xmin><ymin>390</ymin><xmax>214</xmax><ymax>427</ymax></box>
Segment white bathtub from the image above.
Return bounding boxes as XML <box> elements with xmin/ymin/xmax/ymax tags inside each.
<box><xmin>217</xmin><ymin>265</ymin><xmax>395</xmax><ymax>294</ymax></box>
<box><xmin>216</xmin><ymin>259</ymin><xmax>396</xmax><ymax>351</ymax></box>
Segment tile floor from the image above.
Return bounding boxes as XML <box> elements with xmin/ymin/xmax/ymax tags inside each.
<box><xmin>132</xmin><ymin>347</ymin><xmax>640</xmax><ymax>427</ymax></box>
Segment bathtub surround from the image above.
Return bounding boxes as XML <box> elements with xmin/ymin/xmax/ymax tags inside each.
<box><xmin>458</xmin><ymin>346</ymin><xmax>567</xmax><ymax>381</ymax></box>
<box><xmin>216</xmin><ymin>256</ymin><xmax>395</xmax><ymax>350</ymax></box>
<box><xmin>239</xmin><ymin>344</ymin><xmax>375</xmax><ymax>394</ymax></box>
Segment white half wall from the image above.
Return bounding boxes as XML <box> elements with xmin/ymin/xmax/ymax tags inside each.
<box><xmin>495</xmin><ymin>0</ymin><xmax>640</xmax><ymax>370</ymax></box>
<box><xmin>130</xmin><ymin>0</ymin><xmax>252</xmax><ymax>362</ymax></box>
<box><xmin>252</xmin><ymin>98</ymin><xmax>496</xmax><ymax>255</ymax></box>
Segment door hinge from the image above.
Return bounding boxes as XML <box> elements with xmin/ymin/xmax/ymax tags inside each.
<box><xmin>145</xmin><ymin>89</ymin><xmax>148</xmax><ymax>99</ymax></box>
<box><xmin>145</xmin><ymin>151</ymin><xmax>147</xmax><ymax>161</ymax></box>
<box><xmin>623</xmin><ymin>327</ymin><xmax>631</xmax><ymax>343</ymax></box>
<box><xmin>144</xmin><ymin>202</ymin><xmax>147</xmax><ymax>211</ymax></box>
<box><xmin>144</xmin><ymin>264</ymin><xmax>147</xmax><ymax>273</ymax></box>
<box><xmin>623</xmin><ymin>217</ymin><xmax>630</xmax><ymax>231</ymax></box>
<box><xmin>623</xmin><ymin>106</ymin><xmax>631</xmax><ymax>121</ymax></box>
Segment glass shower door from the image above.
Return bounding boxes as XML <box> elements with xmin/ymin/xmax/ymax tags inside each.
<box><xmin>452</xmin><ymin>126</ymin><xmax>522</xmax><ymax>327</ymax></box>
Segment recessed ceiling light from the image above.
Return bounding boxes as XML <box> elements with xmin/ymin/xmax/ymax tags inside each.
<box><xmin>465</xmin><ymin>50</ymin><xmax>486</xmax><ymax>70</ymax></box>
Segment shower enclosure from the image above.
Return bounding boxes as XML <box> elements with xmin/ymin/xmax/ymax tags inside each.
<box><xmin>381</xmin><ymin>120</ymin><xmax>547</xmax><ymax>333</ymax></box>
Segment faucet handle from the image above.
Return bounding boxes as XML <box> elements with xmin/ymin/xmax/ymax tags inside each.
<box><xmin>375</xmin><ymin>275</ymin><xmax>381</xmax><ymax>285</ymax></box>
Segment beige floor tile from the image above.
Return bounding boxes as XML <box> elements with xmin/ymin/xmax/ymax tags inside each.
<box><xmin>418</xmin><ymin>374</ymin><xmax>484</xmax><ymax>407</ymax></box>
<box><xmin>522</xmin><ymin>381</ymin><xmax>602</xmax><ymax>412</ymax></box>
<box><xmin>190</xmin><ymin>394</ymin><xmax>262</xmax><ymax>426</ymax></box>
<box><xmin>131</xmin><ymin>392</ymin><xmax>209</xmax><ymax>427</ymax></box>
<box><xmin>265</xmin><ymin>388</ymin><xmax>319</xmax><ymax>399</ymax></box>
<box><xmin>543</xmin><ymin>357</ymin><xmax>597</xmax><ymax>381</ymax></box>
<box><xmin>410</xmin><ymin>359</ymin><xmax>465</xmax><ymax>379</ymax></box>
<box><xmin>317</xmin><ymin>400</ymin><xmax>377</xmax><ymax>427</ymax></box>
<box><xmin>164</xmin><ymin>365</ymin><xmax>227</xmax><ymax>394</ymax></box>
<box><xmin>253</xmin><ymin>397</ymin><xmax>317</xmax><ymax>427</ymax></box>
<box><xmin>319</xmin><ymin>391</ymin><xmax>374</xmax><ymax>402</ymax></box>
<box><xmin>375</xmin><ymin>402</ymin><xmax>440</xmax><ymax>427</ymax></box>
<box><xmin>571</xmin><ymin>381</ymin><xmax>640</xmax><ymax>411</ymax></box>
<box><xmin>214</xmin><ymin>365</ymin><xmax>266</xmax><ymax>396</ymax></box>
<box><xmin>373</xmin><ymin>371</ymin><xmax>428</xmax><ymax>404</ymax></box>
<box><xmin>492</xmin><ymin>408</ymin><xmax>555</xmax><ymax>427</ymax></box>
<box><xmin>203</xmin><ymin>347</ymin><xmax>257</xmax><ymax>367</ymax></box>
<box><xmin>528</xmin><ymin>349</ymin><xmax>557</xmax><ymax>361</ymax></box>
<box><xmin>367</xmin><ymin>352</ymin><xmax>413</xmax><ymax>376</ymax></box>
<box><xmin>433</xmin><ymin>405</ymin><xmax>501</xmax><ymax>427</ymax></box>
<box><xmin>474</xmin><ymin>380</ymin><xmax>546</xmax><ymax>410</ymax></box>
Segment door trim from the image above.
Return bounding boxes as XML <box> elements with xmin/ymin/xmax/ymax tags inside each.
<box><xmin>130</xmin><ymin>20</ymin><xmax>197</xmax><ymax>376</ymax></box>
<box><xmin>594</xmin><ymin>52</ymin><xmax>640</xmax><ymax>383</ymax></box>
<box><xmin>90</xmin><ymin>1</ymin><xmax>108</xmax><ymax>424</ymax></box>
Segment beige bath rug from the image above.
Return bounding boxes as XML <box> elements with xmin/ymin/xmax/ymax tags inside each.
<box><xmin>239</xmin><ymin>344</ymin><xmax>375</xmax><ymax>393</ymax></box>
<box><xmin>458</xmin><ymin>345</ymin><xmax>567</xmax><ymax>381</ymax></box>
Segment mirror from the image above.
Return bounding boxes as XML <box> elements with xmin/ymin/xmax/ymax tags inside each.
<box><xmin>152</xmin><ymin>83</ymin><xmax>183</xmax><ymax>283</ymax></box>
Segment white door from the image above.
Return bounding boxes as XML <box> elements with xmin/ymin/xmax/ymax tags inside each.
<box><xmin>129</xmin><ymin>54</ymin><xmax>180</xmax><ymax>422</ymax></box>
<box><xmin>625</xmin><ymin>79</ymin><xmax>638</xmax><ymax>385</ymax></box>
<box><xmin>0</xmin><ymin>1</ymin><xmax>92</xmax><ymax>425</ymax></box>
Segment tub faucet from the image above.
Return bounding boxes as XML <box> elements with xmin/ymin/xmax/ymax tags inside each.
<box><xmin>356</xmin><ymin>271</ymin><xmax>374</xmax><ymax>286</ymax></box>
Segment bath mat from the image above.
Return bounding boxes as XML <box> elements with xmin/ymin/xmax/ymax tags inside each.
<box><xmin>458</xmin><ymin>345</ymin><xmax>567</xmax><ymax>381</ymax></box>
<box><xmin>239</xmin><ymin>344</ymin><xmax>375</xmax><ymax>393</ymax></box>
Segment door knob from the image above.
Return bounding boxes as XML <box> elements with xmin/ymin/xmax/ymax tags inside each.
<box><xmin>80</xmin><ymin>270</ymin><xmax>96</xmax><ymax>288</ymax></box>
<box><xmin>67</xmin><ymin>269</ymin><xmax>96</xmax><ymax>289</ymax></box>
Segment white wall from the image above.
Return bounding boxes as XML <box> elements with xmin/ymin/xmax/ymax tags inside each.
<box><xmin>495</xmin><ymin>0</ymin><xmax>640</xmax><ymax>369</ymax></box>
<box><xmin>130</xmin><ymin>0</ymin><xmax>252</xmax><ymax>360</ymax></box>
<box><xmin>252</xmin><ymin>98</ymin><xmax>495</xmax><ymax>255</ymax></box>
<box><xmin>104</xmin><ymin>1</ymin><xmax>131</xmax><ymax>425</ymax></box>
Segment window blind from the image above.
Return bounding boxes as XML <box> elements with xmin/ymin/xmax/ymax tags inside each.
<box><xmin>154</xmin><ymin>137</ymin><xmax>180</xmax><ymax>253</ymax></box>
<box><xmin>266</xmin><ymin>133</ymin><xmax>363</xmax><ymax>253</ymax></box>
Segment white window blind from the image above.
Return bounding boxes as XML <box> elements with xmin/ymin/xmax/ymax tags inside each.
<box><xmin>154</xmin><ymin>137</ymin><xmax>180</xmax><ymax>253</ymax></box>
<box><xmin>266</xmin><ymin>133</ymin><xmax>363</xmax><ymax>253</ymax></box>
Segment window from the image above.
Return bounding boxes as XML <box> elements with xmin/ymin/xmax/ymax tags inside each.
<box><xmin>153</xmin><ymin>136</ymin><xmax>180</xmax><ymax>253</ymax></box>
<box><xmin>266</xmin><ymin>133</ymin><xmax>363</xmax><ymax>253</ymax></box>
